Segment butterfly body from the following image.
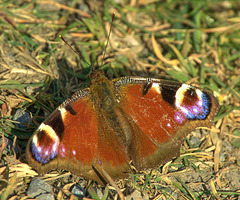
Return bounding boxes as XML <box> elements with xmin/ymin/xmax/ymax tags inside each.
<box><xmin>26</xmin><ymin>70</ymin><xmax>219</xmax><ymax>183</ymax></box>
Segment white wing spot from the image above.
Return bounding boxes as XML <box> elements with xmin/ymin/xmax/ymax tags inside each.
<box><xmin>193</xmin><ymin>108</ymin><xmax>198</xmax><ymax>113</ymax></box>
<box><xmin>58</xmin><ymin>107</ymin><xmax>67</xmax><ymax>121</ymax></box>
<box><xmin>72</xmin><ymin>150</ymin><xmax>76</xmax><ymax>156</ymax></box>
<box><xmin>37</xmin><ymin>146</ymin><xmax>41</xmax><ymax>153</ymax></box>
<box><xmin>175</xmin><ymin>84</ymin><xmax>191</xmax><ymax>107</ymax></box>
<box><xmin>32</xmin><ymin>134</ymin><xmax>38</xmax><ymax>146</ymax></box>
<box><xmin>152</xmin><ymin>83</ymin><xmax>161</xmax><ymax>94</ymax></box>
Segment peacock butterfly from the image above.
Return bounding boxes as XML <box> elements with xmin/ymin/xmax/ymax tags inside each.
<box><xmin>26</xmin><ymin>68</ymin><xmax>219</xmax><ymax>183</ymax></box>
<box><xmin>26</xmin><ymin>15</ymin><xmax>219</xmax><ymax>184</ymax></box>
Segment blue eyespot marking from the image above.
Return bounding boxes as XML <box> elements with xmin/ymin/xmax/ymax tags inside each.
<box><xmin>175</xmin><ymin>85</ymin><xmax>211</xmax><ymax>120</ymax></box>
<box><xmin>30</xmin><ymin>127</ymin><xmax>60</xmax><ymax>164</ymax></box>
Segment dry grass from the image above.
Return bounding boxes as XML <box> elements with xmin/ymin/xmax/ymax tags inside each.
<box><xmin>0</xmin><ymin>0</ymin><xmax>240</xmax><ymax>199</ymax></box>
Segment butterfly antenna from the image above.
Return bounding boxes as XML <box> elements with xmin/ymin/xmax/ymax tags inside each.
<box><xmin>100</xmin><ymin>12</ymin><xmax>115</xmax><ymax>67</ymax></box>
<box><xmin>59</xmin><ymin>35</ymin><xmax>91</xmax><ymax>68</ymax></box>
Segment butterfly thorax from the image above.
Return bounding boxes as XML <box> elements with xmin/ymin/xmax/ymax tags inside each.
<box><xmin>89</xmin><ymin>70</ymin><xmax>131</xmax><ymax>146</ymax></box>
<box><xmin>89</xmin><ymin>70</ymin><xmax>116</xmax><ymax>112</ymax></box>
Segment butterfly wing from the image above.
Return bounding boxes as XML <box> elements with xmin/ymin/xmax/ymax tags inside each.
<box><xmin>26</xmin><ymin>88</ymin><xmax>131</xmax><ymax>183</ymax></box>
<box><xmin>113</xmin><ymin>77</ymin><xmax>219</xmax><ymax>169</ymax></box>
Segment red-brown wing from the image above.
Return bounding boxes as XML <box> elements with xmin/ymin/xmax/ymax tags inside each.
<box><xmin>26</xmin><ymin>88</ymin><xmax>131</xmax><ymax>183</ymax></box>
<box><xmin>114</xmin><ymin>77</ymin><xmax>219</xmax><ymax>169</ymax></box>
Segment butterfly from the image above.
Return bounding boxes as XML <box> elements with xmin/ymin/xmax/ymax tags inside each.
<box><xmin>26</xmin><ymin>68</ymin><xmax>219</xmax><ymax>184</ymax></box>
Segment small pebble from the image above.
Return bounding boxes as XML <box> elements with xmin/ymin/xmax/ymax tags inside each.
<box><xmin>189</xmin><ymin>136</ymin><xmax>201</xmax><ymax>146</ymax></box>
<box><xmin>71</xmin><ymin>184</ymin><xmax>86</xmax><ymax>198</ymax></box>
<box><xmin>0</xmin><ymin>137</ymin><xmax>21</xmax><ymax>154</ymax></box>
<box><xmin>13</xmin><ymin>109</ymin><xmax>31</xmax><ymax>128</ymax></box>
<box><xmin>27</xmin><ymin>177</ymin><xmax>54</xmax><ymax>200</ymax></box>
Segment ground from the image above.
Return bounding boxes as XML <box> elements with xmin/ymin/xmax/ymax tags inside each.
<box><xmin>0</xmin><ymin>0</ymin><xmax>240</xmax><ymax>199</ymax></box>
